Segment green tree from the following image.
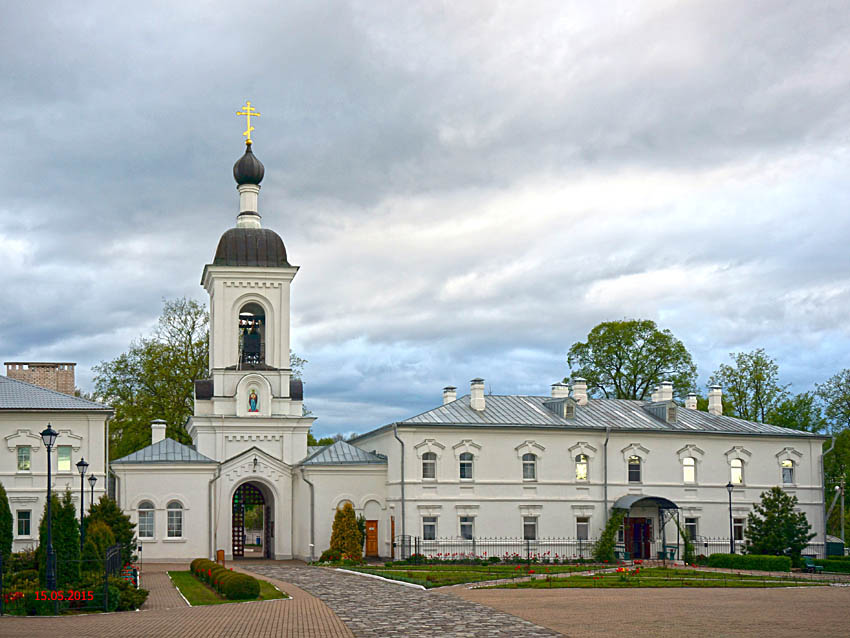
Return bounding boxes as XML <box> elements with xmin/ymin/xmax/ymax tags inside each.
<box><xmin>329</xmin><ymin>503</ymin><xmax>362</xmax><ymax>560</ymax></box>
<box><xmin>87</xmin><ymin>495</ymin><xmax>136</xmax><ymax>565</ymax></box>
<box><xmin>745</xmin><ymin>486</ymin><xmax>814</xmax><ymax>564</ymax></box>
<box><xmin>709</xmin><ymin>349</ymin><xmax>788</xmax><ymax>422</ymax></box>
<box><xmin>37</xmin><ymin>490</ymin><xmax>80</xmax><ymax>587</ymax></box>
<box><xmin>567</xmin><ymin>319</ymin><xmax>697</xmax><ymax>400</ymax></box>
<box><xmin>767</xmin><ymin>392</ymin><xmax>827</xmax><ymax>432</ymax></box>
<box><xmin>0</xmin><ymin>481</ymin><xmax>12</xmax><ymax>563</ymax></box>
<box><xmin>307</xmin><ymin>431</ymin><xmax>336</xmax><ymax>446</ymax></box>
<box><xmin>816</xmin><ymin>369</ymin><xmax>850</xmax><ymax>433</ymax></box>
<box><xmin>95</xmin><ymin>297</ymin><xmax>308</xmax><ymax>459</ymax></box>
<box><xmin>81</xmin><ymin>519</ymin><xmax>116</xmax><ymax>566</ymax></box>
<box><xmin>824</xmin><ymin>429</ymin><xmax>850</xmax><ymax>537</ymax></box>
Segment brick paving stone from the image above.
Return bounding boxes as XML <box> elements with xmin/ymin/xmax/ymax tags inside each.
<box><xmin>245</xmin><ymin>563</ymin><xmax>562</xmax><ymax>637</ymax></box>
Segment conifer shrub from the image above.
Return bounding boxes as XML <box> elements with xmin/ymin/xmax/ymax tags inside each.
<box><xmin>0</xmin><ymin>481</ymin><xmax>12</xmax><ymax>563</ymax></box>
<box><xmin>329</xmin><ymin>502</ymin><xmax>362</xmax><ymax>560</ymax></box>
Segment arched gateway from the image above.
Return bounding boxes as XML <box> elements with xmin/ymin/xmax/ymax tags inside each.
<box><xmin>232</xmin><ymin>481</ymin><xmax>274</xmax><ymax>559</ymax></box>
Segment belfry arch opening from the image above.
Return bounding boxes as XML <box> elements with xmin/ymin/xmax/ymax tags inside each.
<box><xmin>232</xmin><ymin>481</ymin><xmax>274</xmax><ymax>559</ymax></box>
<box><xmin>238</xmin><ymin>303</ymin><xmax>266</xmax><ymax>367</ymax></box>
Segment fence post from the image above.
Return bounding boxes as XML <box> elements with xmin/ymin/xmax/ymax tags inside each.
<box><xmin>0</xmin><ymin>552</ymin><xmax>4</xmax><ymax>616</ymax></box>
<box><xmin>103</xmin><ymin>552</ymin><xmax>109</xmax><ymax>612</ymax></box>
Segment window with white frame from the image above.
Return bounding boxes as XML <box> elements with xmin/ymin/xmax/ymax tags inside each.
<box><xmin>166</xmin><ymin>501</ymin><xmax>183</xmax><ymax>538</ymax></box>
<box><xmin>682</xmin><ymin>457</ymin><xmax>696</xmax><ymax>484</ymax></box>
<box><xmin>421</xmin><ymin>452</ymin><xmax>436</xmax><ymax>479</ymax></box>
<box><xmin>16</xmin><ymin>510</ymin><xmax>31</xmax><ymax>536</ymax></box>
<box><xmin>781</xmin><ymin>459</ymin><xmax>795</xmax><ymax>484</ymax></box>
<box><xmin>57</xmin><ymin>445</ymin><xmax>72</xmax><ymax>472</ymax></box>
<box><xmin>628</xmin><ymin>455</ymin><xmax>641</xmax><ymax>483</ymax></box>
<box><xmin>460</xmin><ymin>516</ymin><xmax>474</xmax><ymax>540</ymax></box>
<box><xmin>576</xmin><ymin>517</ymin><xmax>590</xmax><ymax>540</ymax></box>
<box><xmin>138</xmin><ymin>501</ymin><xmax>155</xmax><ymax>538</ymax></box>
<box><xmin>523</xmin><ymin>516</ymin><xmax>538</xmax><ymax>540</ymax></box>
<box><xmin>617</xmin><ymin>523</ymin><xmax>625</xmax><ymax>544</ymax></box>
<box><xmin>17</xmin><ymin>446</ymin><xmax>31</xmax><ymax>471</ymax></box>
<box><xmin>522</xmin><ymin>453</ymin><xmax>537</xmax><ymax>480</ymax></box>
<box><xmin>733</xmin><ymin>517</ymin><xmax>745</xmax><ymax>541</ymax></box>
<box><xmin>684</xmin><ymin>517</ymin><xmax>698</xmax><ymax>541</ymax></box>
<box><xmin>422</xmin><ymin>516</ymin><xmax>437</xmax><ymax>540</ymax></box>
<box><xmin>575</xmin><ymin>454</ymin><xmax>588</xmax><ymax>481</ymax></box>
<box><xmin>730</xmin><ymin>458</ymin><xmax>744</xmax><ymax>484</ymax></box>
<box><xmin>459</xmin><ymin>452</ymin><xmax>474</xmax><ymax>480</ymax></box>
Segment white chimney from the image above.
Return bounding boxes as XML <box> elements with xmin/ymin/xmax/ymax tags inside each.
<box><xmin>470</xmin><ymin>378</ymin><xmax>486</xmax><ymax>411</ymax></box>
<box><xmin>442</xmin><ymin>386</ymin><xmax>457</xmax><ymax>405</ymax></box>
<box><xmin>708</xmin><ymin>385</ymin><xmax>723</xmax><ymax>416</ymax></box>
<box><xmin>151</xmin><ymin>419</ymin><xmax>167</xmax><ymax>444</ymax></box>
<box><xmin>659</xmin><ymin>381</ymin><xmax>673</xmax><ymax>402</ymax></box>
<box><xmin>685</xmin><ymin>392</ymin><xmax>698</xmax><ymax>410</ymax></box>
<box><xmin>651</xmin><ymin>385</ymin><xmax>660</xmax><ymax>402</ymax></box>
<box><xmin>551</xmin><ymin>382</ymin><xmax>570</xmax><ymax>398</ymax></box>
<box><xmin>571</xmin><ymin>377</ymin><xmax>588</xmax><ymax>406</ymax></box>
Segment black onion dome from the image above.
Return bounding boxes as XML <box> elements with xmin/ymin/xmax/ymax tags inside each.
<box><xmin>233</xmin><ymin>145</ymin><xmax>265</xmax><ymax>185</ymax></box>
<box><xmin>213</xmin><ymin>227</ymin><xmax>288</xmax><ymax>267</ymax></box>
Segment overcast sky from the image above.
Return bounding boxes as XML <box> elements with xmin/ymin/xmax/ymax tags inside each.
<box><xmin>1</xmin><ymin>1</ymin><xmax>849</xmax><ymax>436</ymax></box>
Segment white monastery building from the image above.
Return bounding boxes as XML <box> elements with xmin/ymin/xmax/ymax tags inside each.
<box><xmin>103</xmin><ymin>139</ymin><xmax>829</xmax><ymax>563</ymax></box>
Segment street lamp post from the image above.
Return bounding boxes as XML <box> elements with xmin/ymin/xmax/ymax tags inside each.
<box><xmin>726</xmin><ymin>481</ymin><xmax>735</xmax><ymax>554</ymax></box>
<box><xmin>88</xmin><ymin>474</ymin><xmax>98</xmax><ymax>511</ymax></box>
<box><xmin>41</xmin><ymin>424</ymin><xmax>58</xmax><ymax>590</ymax></box>
<box><xmin>76</xmin><ymin>458</ymin><xmax>89</xmax><ymax>552</ymax></box>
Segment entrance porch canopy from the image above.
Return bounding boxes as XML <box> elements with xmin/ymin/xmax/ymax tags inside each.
<box><xmin>613</xmin><ymin>494</ymin><xmax>678</xmax><ymax>510</ymax></box>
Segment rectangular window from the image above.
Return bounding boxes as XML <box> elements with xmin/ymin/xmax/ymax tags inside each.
<box><xmin>167</xmin><ymin>509</ymin><xmax>182</xmax><ymax>538</ymax></box>
<box><xmin>17</xmin><ymin>510</ymin><xmax>31</xmax><ymax>536</ymax></box>
<box><xmin>617</xmin><ymin>524</ymin><xmax>625</xmax><ymax>544</ymax></box>
<box><xmin>459</xmin><ymin>454</ymin><xmax>474</xmax><ymax>480</ymax></box>
<box><xmin>781</xmin><ymin>460</ymin><xmax>794</xmax><ymax>484</ymax></box>
<box><xmin>628</xmin><ymin>456</ymin><xmax>641</xmax><ymax>483</ymax></box>
<box><xmin>138</xmin><ymin>510</ymin><xmax>154</xmax><ymax>539</ymax></box>
<box><xmin>17</xmin><ymin>446</ymin><xmax>31</xmax><ymax>471</ymax></box>
<box><xmin>423</xmin><ymin>516</ymin><xmax>437</xmax><ymax>541</ymax></box>
<box><xmin>576</xmin><ymin>517</ymin><xmax>590</xmax><ymax>541</ymax></box>
<box><xmin>460</xmin><ymin>516</ymin><xmax>474</xmax><ymax>540</ymax></box>
<box><xmin>684</xmin><ymin>517</ymin><xmax>698</xmax><ymax>541</ymax></box>
<box><xmin>523</xmin><ymin>516</ymin><xmax>538</xmax><ymax>541</ymax></box>
<box><xmin>57</xmin><ymin>446</ymin><xmax>72</xmax><ymax>472</ymax></box>
<box><xmin>733</xmin><ymin>517</ymin><xmax>745</xmax><ymax>542</ymax></box>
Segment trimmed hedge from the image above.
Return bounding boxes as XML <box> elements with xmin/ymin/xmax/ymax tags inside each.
<box><xmin>814</xmin><ymin>559</ymin><xmax>850</xmax><ymax>573</ymax></box>
<box><xmin>190</xmin><ymin>557</ymin><xmax>260</xmax><ymax>600</ymax></box>
<box><xmin>707</xmin><ymin>553</ymin><xmax>791</xmax><ymax>572</ymax></box>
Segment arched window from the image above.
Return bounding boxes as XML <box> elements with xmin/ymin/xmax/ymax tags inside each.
<box><xmin>239</xmin><ymin>303</ymin><xmax>266</xmax><ymax>365</ymax></box>
<box><xmin>421</xmin><ymin>452</ymin><xmax>436</xmax><ymax>479</ymax></box>
<box><xmin>682</xmin><ymin>457</ymin><xmax>696</xmax><ymax>484</ymax></box>
<box><xmin>730</xmin><ymin>458</ymin><xmax>744</xmax><ymax>485</ymax></box>
<box><xmin>575</xmin><ymin>454</ymin><xmax>589</xmax><ymax>481</ymax></box>
<box><xmin>522</xmin><ymin>453</ymin><xmax>537</xmax><ymax>480</ymax></box>
<box><xmin>781</xmin><ymin>459</ymin><xmax>795</xmax><ymax>484</ymax></box>
<box><xmin>459</xmin><ymin>452</ymin><xmax>474</xmax><ymax>480</ymax></box>
<box><xmin>166</xmin><ymin>501</ymin><xmax>183</xmax><ymax>538</ymax></box>
<box><xmin>138</xmin><ymin>501</ymin><xmax>154</xmax><ymax>539</ymax></box>
<box><xmin>628</xmin><ymin>455</ymin><xmax>641</xmax><ymax>483</ymax></box>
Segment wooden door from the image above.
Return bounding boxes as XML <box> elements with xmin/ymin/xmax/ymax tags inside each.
<box><xmin>366</xmin><ymin>520</ymin><xmax>379</xmax><ymax>557</ymax></box>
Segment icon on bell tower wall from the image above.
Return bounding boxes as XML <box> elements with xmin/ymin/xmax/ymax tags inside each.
<box><xmin>248</xmin><ymin>389</ymin><xmax>259</xmax><ymax>413</ymax></box>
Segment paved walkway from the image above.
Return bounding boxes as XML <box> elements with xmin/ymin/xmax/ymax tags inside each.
<box><xmin>245</xmin><ymin>562</ymin><xmax>561</xmax><ymax>637</ymax></box>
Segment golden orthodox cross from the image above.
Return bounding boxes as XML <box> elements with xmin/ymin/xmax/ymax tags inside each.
<box><xmin>236</xmin><ymin>100</ymin><xmax>261</xmax><ymax>144</ymax></box>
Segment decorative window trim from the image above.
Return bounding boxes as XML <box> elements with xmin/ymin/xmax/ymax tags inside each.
<box><xmin>454</xmin><ymin>504</ymin><xmax>480</xmax><ymax>516</ymax></box>
<box><xmin>414</xmin><ymin>439</ymin><xmax>446</xmax><ymax>459</ymax></box>
<box><xmin>5</xmin><ymin>429</ymin><xmax>43</xmax><ymax>453</ymax></box>
<box><xmin>724</xmin><ymin>446</ymin><xmax>752</xmax><ymax>464</ymax></box>
<box><xmin>775</xmin><ymin>447</ymin><xmax>803</xmax><ymax>464</ymax></box>
<box><xmin>55</xmin><ymin>430</ymin><xmax>83</xmax><ymax>452</ymax></box>
<box><xmin>518</xmin><ymin>504</ymin><xmax>542</xmax><ymax>517</ymax></box>
<box><xmin>416</xmin><ymin>504</ymin><xmax>442</xmax><ymax>517</ymax></box>
<box><xmin>676</xmin><ymin>444</ymin><xmax>705</xmax><ymax>462</ymax></box>
<box><xmin>514</xmin><ymin>440</ymin><xmax>545</xmax><ymax>459</ymax></box>
<box><xmin>568</xmin><ymin>442</ymin><xmax>598</xmax><ymax>459</ymax></box>
<box><xmin>452</xmin><ymin>439</ymin><xmax>482</xmax><ymax>459</ymax></box>
<box><xmin>620</xmin><ymin>443</ymin><xmax>649</xmax><ymax>462</ymax></box>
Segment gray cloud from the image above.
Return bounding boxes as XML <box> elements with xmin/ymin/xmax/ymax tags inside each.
<box><xmin>1</xmin><ymin>1</ymin><xmax>849</xmax><ymax>435</ymax></box>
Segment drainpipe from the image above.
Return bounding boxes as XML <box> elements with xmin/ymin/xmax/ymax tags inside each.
<box><xmin>822</xmin><ymin>435</ymin><xmax>836</xmax><ymax>555</ymax></box>
<box><xmin>208</xmin><ymin>466</ymin><xmax>220</xmax><ymax>560</ymax></box>
<box><xmin>603</xmin><ymin>425</ymin><xmax>611</xmax><ymax>523</ymax></box>
<box><xmin>301</xmin><ymin>469</ymin><xmax>315</xmax><ymax>562</ymax></box>
<box><xmin>393</xmin><ymin>424</ymin><xmax>405</xmax><ymax>540</ymax></box>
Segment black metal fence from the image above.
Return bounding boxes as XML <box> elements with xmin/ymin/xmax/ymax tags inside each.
<box><xmin>393</xmin><ymin>536</ymin><xmax>829</xmax><ymax>562</ymax></box>
<box><xmin>0</xmin><ymin>543</ymin><xmax>129</xmax><ymax>616</ymax></box>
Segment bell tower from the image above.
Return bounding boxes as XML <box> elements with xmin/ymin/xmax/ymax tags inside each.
<box><xmin>189</xmin><ymin>104</ymin><xmax>314</xmax><ymax>464</ymax></box>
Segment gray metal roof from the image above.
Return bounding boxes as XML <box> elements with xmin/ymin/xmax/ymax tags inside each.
<box><xmin>111</xmin><ymin>438</ymin><xmax>217</xmax><ymax>464</ymax></box>
<box><xmin>0</xmin><ymin>375</ymin><xmax>111</xmax><ymax>411</ymax></box>
<box><xmin>300</xmin><ymin>440</ymin><xmax>387</xmax><ymax>466</ymax></box>
<box><xmin>394</xmin><ymin>394</ymin><xmax>819</xmax><ymax>438</ymax></box>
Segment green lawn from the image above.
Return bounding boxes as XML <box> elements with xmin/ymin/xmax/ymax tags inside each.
<box><xmin>168</xmin><ymin>571</ymin><xmax>287</xmax><ymax>605</ymax></box>
<box><xmin>493</xmin><ymin>567</ymin><xmax>829</xmax><ymax>589</ymax></box>
<box><xmin>349</xmin><ymin>563</ymin><xmax>594</xmax><ymax>588</ymax></box>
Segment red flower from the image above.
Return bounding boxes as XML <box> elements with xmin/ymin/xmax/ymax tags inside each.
<box><xmin>529</xmin><ymin>569</ymin><xmax>535</xmax><ymax>574</ymax></box>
